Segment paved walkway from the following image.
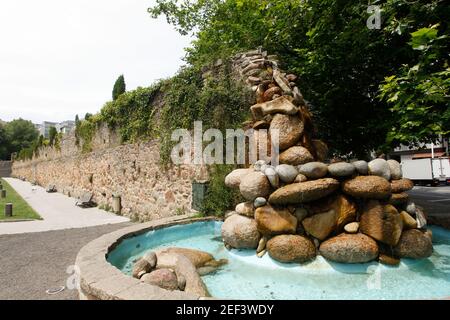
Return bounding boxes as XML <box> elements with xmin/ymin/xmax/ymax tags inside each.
<box><xmin>0</xmin><ymin>178</ymin><xmax>130</xmax><ymax>235</ymax></box>
<box><xmin>0</xmin><ymin>223</ymin><xmax>133</xmax><ymax>300</ymax></box>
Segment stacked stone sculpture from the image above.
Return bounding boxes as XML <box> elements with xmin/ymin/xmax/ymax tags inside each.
<box><xmin>222</xmin><ymin>49</ymin><xmax>433</xmax><ymax>266</ymax></box>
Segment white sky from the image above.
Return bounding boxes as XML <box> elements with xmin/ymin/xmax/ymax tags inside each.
<box><xmin>0</xmin><ymin>0</ymin><xmax>191</xmax><ymax>123</ymax></box>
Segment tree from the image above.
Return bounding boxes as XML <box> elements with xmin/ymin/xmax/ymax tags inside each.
<box><xmin>379</xmin><ymin>24</ymin><xmax>449</xmax><ymax>148</ymax></box>
<box><xmin>4</xmin><ymin>119</ymin><xmax>39</xmax><ymax>158</ymax></box>
<box><xmin>112</xmin><ymin>75</ymin><xmax>126</xmax><ymax>100</ymax></box>
<box><xmin>48</xmin><ymin>126</ymin><xmax>58</xmax><ymax>146</ymax></box>
<box><xmin>149</xmin><ymin>0</ymin><xmax>449</xmax><ymax>157</ymax></box>
<box><xmin>0</xmin><ymin>123</ymin><xmax>10</xmax><ymax>160</ymax></box>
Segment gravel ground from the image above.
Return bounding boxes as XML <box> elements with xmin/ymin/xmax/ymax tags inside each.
<box><xmin>0</xmin><ymin>222</ymin><xmax>133</xmax><ymax>300</ymax></box>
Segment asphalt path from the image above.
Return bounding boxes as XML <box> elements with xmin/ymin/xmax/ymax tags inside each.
<box><xmin>0</xmin><ymin>222</ymin><xmax>132</xmax><ymax>300</ymax></box>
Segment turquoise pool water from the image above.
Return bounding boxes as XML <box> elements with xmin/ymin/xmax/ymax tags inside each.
<box><xmin>107</xmin><ymin>221</ymin><xmax>450</xmax><ymax>300</ymax></box>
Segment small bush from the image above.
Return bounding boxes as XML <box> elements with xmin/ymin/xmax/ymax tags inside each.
<box><xmin>202</xmin><ymin>164</ymin><xmax>243</xmax><ymax>217</ymax></box>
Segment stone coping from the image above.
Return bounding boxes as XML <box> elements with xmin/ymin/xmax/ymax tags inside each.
<box><xmin>75</xmin><ymin>214</ymin><xmax>222</xmax><ymax>300</ymax></box>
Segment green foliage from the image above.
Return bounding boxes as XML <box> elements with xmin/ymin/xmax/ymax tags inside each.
<box><xmin>98</xmin><ymin>60</ymin><xmax>251</xmax><ymax>212</ymax></box>
<box><xmin>148</xmin><ymin>0</ymin><xmax>268</xmax><ymax>66</ymax></box>
<box><xmin>4</xmin><ymin>119</ymin><xmax>39</xmax><ymax>160</ymax></box>
<box><xmin>0</xmin><ymin>123</ymin><xmax>10</xmax><ymax>160</ymax></box>
<box><xmin>75</xmin><ymin>115</ymin><xmax>80</xmax><ymax>145</ymax></box>
<box><xmin>100</xmin><ymin>84</ymin><xmax>162</xmax><ymax>143</ymax></box>
<box><xmin>15</xmin><ymin>133</ymin><xmax>52</xmax><ymax>161</ymax></box>
<box><xmin>158</xmin><ymin>61</ymin><xmax>253</xmax><ymax>166</ymax></box>
<box><xmin>17</xmin><ymin>147</ymin><xmax>34</xmax><ymax>160</ymax></box>
<box><xmin>156</xmin><ymin>60</ymin><xmax>252</xmax><ymax>212</ymax></box>
<box><xmin>75</xmin><ymin>117</ymin><xmax>98</xmax><ymax>153</ymax></box>
<box><xmin>48</xmin><ymin>126</ymin><xmax>58</xmax><ymax>146</ymax></box>
<box><xmin>55</xmin><ymin>132</ymin><xmax>63</xmax><ymax>151</ymax></box>
<box><xmin>149</xmin><ymin>0</ymin><xmax>450</xmax><ymax>156</ymax></box>
<box><xmin>98</xmin><ymin>203</ymin><xmax>113</xmax><ymax>212</ymax></box>
<box><xmin>379</xmin><ymin>24</ymin><xmax>449</xmax><ymax>147</ymax></box>
<box><xmin>202</xmin><ymin>164</ymin><xmax>242</xmax><ymax>216</ymax></box>
<box><xmin>0</xmin><ymin>178</ymin><xmax>41</xmax><ymax>220</ymax></box>
<box><xmin>112</xmin><ymin>74</ymin><xmax>126</xmax><ymax>101</ymax></box>
<box><xmin>157</xmin><ymin>67</ymin><xmax>204</xmax><ymax>166</ymax></box>
<box><xmin>72</xmin><ymin>61</ymin><xmax>250</xmax><ymax>173</ymax></box>
<box><xmin>37</xmin><ymin>135</ymin><xmax>44</xmax><ymax>148</ymax></box>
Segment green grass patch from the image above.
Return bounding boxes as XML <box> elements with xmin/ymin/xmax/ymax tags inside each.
<box><xmin>0</xmin><ymin>178</ymin><xmax>42</xmax><ymax>221</ymax></box>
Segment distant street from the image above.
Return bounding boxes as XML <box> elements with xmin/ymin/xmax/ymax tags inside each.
<box><xmin>408</xmin><ymin>186</ymin><xmax>450</xmax><ymax>217</ymax></box>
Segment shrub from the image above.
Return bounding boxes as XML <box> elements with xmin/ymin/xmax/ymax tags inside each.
<box><xmin>202</xmin><ymin>164</ymin><xmax>243</xmax><ymax>216</ymax></box>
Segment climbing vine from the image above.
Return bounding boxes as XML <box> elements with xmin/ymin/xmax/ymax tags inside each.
<box><xmin>100</xmin><ymin>84</ymin><xmax>162</xmax><ymax>143</ymax></box>
<box><xmin>158</xmin><ymin>60</ymin><xmax>253</xmax><ymax>167</ymax></box>
<box><xmin>75</xmin><ymin>116</ymin><xmax>98</xmax><ymax>153</ymax></box>
<box><xmin>32</xmin><ymin>56</ymin><xmax>253</xmax><ymax>215</ymax></box>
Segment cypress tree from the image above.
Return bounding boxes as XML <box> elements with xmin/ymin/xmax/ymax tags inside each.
<box><xmin>112</xmin><ymin>75</ymin><xmax>126</xmax><ymax>100</ymax></box>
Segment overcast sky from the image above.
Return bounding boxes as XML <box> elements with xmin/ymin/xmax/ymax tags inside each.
<box><xmin>0</xmin><ymin>0</ymin><xmax>191</xmax><ymax>124</ymax></box>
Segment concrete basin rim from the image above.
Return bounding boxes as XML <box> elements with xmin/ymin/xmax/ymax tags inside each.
<box><xmin>75</xmin><ymin>215</ymin><xmax>223</xmax><ymax>300</ymax></box>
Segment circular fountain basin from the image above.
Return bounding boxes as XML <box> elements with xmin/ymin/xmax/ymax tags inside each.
<box><xmin>105</xmin><ymin>219</ymin><xmax>450</xmax><ymax>300</ymax></box>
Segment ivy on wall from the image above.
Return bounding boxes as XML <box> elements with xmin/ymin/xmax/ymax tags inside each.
<box><xmin>100</xmin><ymin>84</ymin><xmax>162</xmax><ymax>143</ymax></box>
<box><xmin>75</xmin><ymin>116</ymin><xmax>98</xmax><ymax>153</ymax></box>
<box><xmin>45</xmin><ymin>58</ymin><xmax>254</xmax><ymax>215</ymax></box>
<box><xmin>156</xmin><ymin>60</ymin><xmax>253</xmax><ymax>215</ymax></box>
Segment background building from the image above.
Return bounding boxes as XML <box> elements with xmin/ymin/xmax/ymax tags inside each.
<box><xmin>56</xmin><ymin>120</ymin><xmax>75</xmax><ymax>135</ymax></box>
<box><xmin>389</xmin><ymin>136</ymin><xmax>449</xmax><ymax>162</ymax></box>
<box><xmin>34</xmin><ymin>120</ymin><xmax>75</xmax><ymax>138</ymax></box>
<box><xmin>37</xmin><ymin>121</ymin><xmax>57</xmax><ymax>138</ymax></box>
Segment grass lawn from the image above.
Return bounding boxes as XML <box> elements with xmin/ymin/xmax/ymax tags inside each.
<box><xmin>0</xmin><ymin>178</ymin><xmax>42</xmax><ymax>221</ymax></box>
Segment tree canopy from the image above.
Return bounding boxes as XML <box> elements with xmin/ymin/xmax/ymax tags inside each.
<box><xmin>112</xmin><ymin>75</ymin><xmax>126</xmax><ymax>101</ymax></box>
<box><xmin>1</xmin><ymin>119</ymin><xmax>39</xmax><ymax>160</ymax></box>
<box><xmin>0</xmin><ymin>123</ymin><xmax>10</xmax><ymax>160</ymax></box>
<box><xmin>149</xmin><ymin>0</ymin><xmax>449</xmax><ymax>157</ymax></box>
<box><xmin>379</xmin><ymin>24</ymin><xmax>449</xmax><ymax>147</ymax></box>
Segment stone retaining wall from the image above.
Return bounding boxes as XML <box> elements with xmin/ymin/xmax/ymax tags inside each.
<box><xmin>11</xmin><ymin>48</ymin><xmax>274</xmax><ymax>221</ymax></box>
<box><xmin>0</xmin><ymin>161</ymin><xmax>12</xmax><ymax>177</ymax></box>
<box><xmin>12</xmin><ymin>140</ymin><xmax>206</xmax><ymax>221</ymax></box>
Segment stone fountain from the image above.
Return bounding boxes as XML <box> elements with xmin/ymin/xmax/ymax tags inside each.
<box><xmin>123</xmin><ymin>49</ymin><xmax>436</xmax><ymax>298</ymax></box>
<box><xmin>221</xmin><ymin>49</ymin><xmax>433</xmax><ymax>266</ymax></box>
